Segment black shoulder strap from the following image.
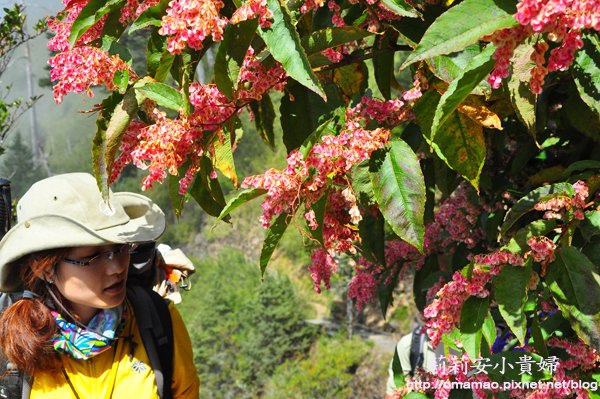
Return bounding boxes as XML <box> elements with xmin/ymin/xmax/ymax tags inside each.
<box><xmin>127</xmin><ymin>286</ymin><xmax>174</xmax><ymax>399</ymax></box>
<box><xmin>409</xmin><ymin>325</ymin><xmax>425</xmax><ymax>376</ymax></box>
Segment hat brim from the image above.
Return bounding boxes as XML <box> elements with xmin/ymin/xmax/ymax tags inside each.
<box><xmin>0</xmin><ymin>191</ymin><xmax>165</xmax><ymax>292</ymax></box>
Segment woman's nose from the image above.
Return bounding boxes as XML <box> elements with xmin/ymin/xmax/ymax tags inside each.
<box><xmin>106</xmin><ymin>253</ymin><xmax>129</xmax><ymax>274</ymax></box>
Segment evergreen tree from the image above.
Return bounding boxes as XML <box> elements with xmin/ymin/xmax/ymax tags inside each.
<box><xmin>0</xmin><ymin>131</ymin><xmax>44</xmax><ymax>198</ymax></box>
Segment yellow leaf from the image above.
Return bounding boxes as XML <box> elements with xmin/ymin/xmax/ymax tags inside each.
<box><xmin>333</xmin><ymin>62</ymin><xmax>367</xmax><ymax>103</ymax></box>
<box><xmin>458</xmin><ymin>96</ymin><xmax>503</xmax><ymax>130</ymax></box>
<box><xmin>213</xmin><ymin>129</ymin><xmax>238</xmax><ymax>187</ymax></box>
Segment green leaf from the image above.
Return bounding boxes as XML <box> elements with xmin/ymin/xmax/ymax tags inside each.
<box><xmin>100</xmin><ymin>6</ymin><xmax>128</xmax><ymax>41</ymax></box>
<box><xmin>482</xmin><ymin>312</ymin><xmax>496</xmax><ymax>348</ymax></box>
<box><xmin>259</xmin><ymin>0</ymin><xmax>326</xmax><ymax>99</ymax></box>
<box><xmin>218</xmin><ymin>187</ymin><xmax>267</xmax><ymax>221</ymax></box>
<box><xmin>280</xmin><ymin>81</ymin><xmax>340</xmax><ymax>153</ymax></box>
<box><xmin>391</xmin><ymin>345</ymin><xmax>406</xmax><ymax>388</ymax></box>
<box><xmin>413</xmin><ymin>258</ymin><xmax>443</xmax><ymax>313</ymax></box>
<box><xmin>428</xmin><ymin>45</ymin><xmax>492</xmax><ymax>95</ymax></box>
<box><xmin>530</xmin><ymin>313</ymin><xmax>549</xmax><ymax>358</ymax></box>
<box><xmin>69</xmin><ymin>0</ymin><xmax>123</xmax><ymax>48</ymax></box>
<box><xmin>260</xmin><ymin>213</ymin><xmax>291</xmax><ymax>275</ymax></box>
<box><xmin>308</xmin><ymin>193</ymin><xmax>327</xmax><ymax>246</ymax></box>
<box><xmin>129</xmin><ymin>0</ymin><xmax>170</xmax><ymax>33</ymax></box>
<box><xmin>379</xmin><ymin>0</ymin><xmax>421</xmax><ymax>18</ymax></box>
<box><xmin>431</xmin><ymin>44</ymin><xmax>496</xmax><ymax>141</ymax></box>
<box><xmin>370</xmin><ymin>139</ymin><xmax>426</xmax><ymax>252</ymax></box>
<box><xmin>147</xmin><ymin>29</ymin><xmax>175</xmax><ymax>82</ymax></box>
<box><xmin>358</xmin><ymin>211</ymin><xmax>385</xmax><ymax>265</ymax></box>
<box><xmin>459</xmin><ymin>296</ymin><xmax>490</xmax><ymax>359</ymax></box>
<box><xmin>373</xmin><ymin>33</ymin><xmax>394</xmax><ymax>100</ymax></box>
<box><xmin>405</xmin><ymin>393</ymin><xmax>429</xmax><ymax>399</ymax></box>
<box><xmin>104</xmin><ymin>88</ymin><xmax>143</xmax><ymax>164</ymax></box>
<box><xmin>573</xmin><ymin>33</ymin><xmax>600</xmax><ymax>118</ymax></box>
<box><xmin>299</xmin><ymin>107</ymin><xmax>344</xmax><ymax>159</ymax></box>
<box><xmin>564</xmin><ymin>81</ymin><xmax>600</xmax><ymax>141</ymax></box>
<box><xmin>301</xmin><ymin>26</ymin><xmax>373</xmax><ymax>56</ymax></box>
<box><xmin>167</xmin><ymin>169</ymin><xmax>186</xmax><ymax>217</ymax></box>
<box><xmin>561</xmin><ymin>160</ymin><xmax>600</xmax><ymax>178</ymax></box>
<box><xmin>189</xmin><ymin>156</ymin><xmax>227</xmax><ymax>217</ymax></box>
<box><xmin>493</xmin><ymin>260</ymin><xmax>532</xmax><ymax>346</ymax></box>
<box><xmin>580</xmin><ymin>210</ymin><xmax>600</xmax><ymax>239</ymax></box>
<box><xmin>546</xmin><ymin>247</ymin><xmax>600</xmax><ymax>349</ymax></box>
<box><xmin>378</xmin><ymin>265</ymin><xmax>401</xmax><ymax>318</ymax></box>
<box><xmin>500</xmin><ymin>183</ymin><xmax>574</xmax><ymax>240</ymax></box>
<box><xmin>249</xmin><ymin>94</ymin><xmax>276</xmax><ymax>149</ymax></box>
<box><xmin>215</xmin><ymin>19</ymin><xmax>258</xmax><ymax>100</ymax></box>
<box><xmin>401</xmin><ymin>0</ymin><xmax>517</xmax><ymax>68</ymax></box>
<box><xmin>135</xmin><ymin>82</ymin><xmax>183</xmax><ymax>112</ymax></box>
<box><xmin>101</xmin><ymin>36</ymin><xmax>133</xmax><ymax>64</ymax></box>
<box><xmin>414</xmin><ymin>91</ymin><xmax>486</xmax><ymax>190</ymax></box>
<box><xmin>508</xmin><ymin>39</ymin><xmax>538</xmax><ymax>136</ymax></box>
<box><xmin>433</xmin><ymin>112</ymin><xmax>485</xmax><ymax>190</ymax></box>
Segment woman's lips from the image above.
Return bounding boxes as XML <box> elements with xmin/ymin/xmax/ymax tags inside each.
<box><xmin>104</xmin><ymin>279</ymin><xmax>125</xmax><ymax>293</ymax></box>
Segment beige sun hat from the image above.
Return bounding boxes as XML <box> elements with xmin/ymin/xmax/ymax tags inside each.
<box><xmin>0</xmin><ymin>172</ymin><xmax>165</xmax><ymax>292</ymax></box>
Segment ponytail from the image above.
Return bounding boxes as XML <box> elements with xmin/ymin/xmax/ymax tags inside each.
<box><xmin>0</xmin><ymin>249</ymin><xmax>68</xmax><ymax>375</ymax></box>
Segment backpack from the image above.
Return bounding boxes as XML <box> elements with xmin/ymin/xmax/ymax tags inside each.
<box><xmin>0</xmin><ymin>280</ymin><xmax>174</xmax><ymax>399</ymax></box>
<box><xmin>408</xmin><ymin>324</ymin><xmax>426</xmax><ymax>376</ymax></box>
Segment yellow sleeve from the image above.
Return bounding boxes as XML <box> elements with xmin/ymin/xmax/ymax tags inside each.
<box><xmin>169</xmin><ymin>302</ymin><xmax>200</xmax><ymax>399</ymax></box>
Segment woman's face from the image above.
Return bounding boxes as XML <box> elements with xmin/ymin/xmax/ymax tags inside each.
<box><xmin>53</xmin><ymin>244</ymin><xmax>130</xmax><ymax>324</ymax></box>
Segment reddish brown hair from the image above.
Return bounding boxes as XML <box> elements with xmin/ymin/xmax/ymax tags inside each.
<box><xmin>0</xmin><ymin>248</ymin><xmax>69</xmax><ymax>375</ymax></box>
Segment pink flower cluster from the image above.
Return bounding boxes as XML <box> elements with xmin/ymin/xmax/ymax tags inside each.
<box><xmin>472</xmin><ymin>249</ymin><xmax>526</xmax><ymax>269</ymax></box>
<box><xmin>348</xmin><ymin>183</ymin><xmax>486</xmax><ymax>311</ymax></box>
<box><xmin>430</xmin><ymin>182</ymin><xmax>485</xmax><ymax>251</ymax></box>
<box><xmin>354</xmin><ymin>96</ymin><xmax>411</xmax><ymax>126</ymax></box>
<box><xmin>128</xmin><ymin>108</ymin><xmax>204</xmax><ymax>190</ymax></box>
<box><xmin>230</xmin><ymin>0</ymin><xmax>273</xmax><ymax>28</ymax></box>
<box><xmin>243</xmin><ymin>98</ymin><xmax>404</xmax><ymax>229</ymax></box>
<box><xmin>244</xmin><ymin>97</ymin><xmax>414</xmax><ymax>292</ymax></box>
<box><xmin>236</xmin><ymin>48</ymin><xmax>287</xmax><ymax>102</ymax></box>
<box><xmin>47</xmin><ymin>0</ymin><xmax>106</xmax><ymax>52</ymax></box>
<box><xmin>387</xmin><ymin>354</ymin><xmax>497</xmax><ymax>399</ymax></box>
<box><xmin>48</xmin><ymin>46</ymin><xmax>135</xmax><ymax>104</ymax></box>
<box><xmin>300</xmin><ymin>0</ymin><xmax>326</xmax><ymax>14</ymax></box>
<box><xmin>547</xmin><ymin>338</ymin><xmax>599</xmax><ymax>371</ymax></box>
<box><xmin>424</xmin><ymin>251</ymin><xmax>524</xmax><ymax>348</ymax></box>
<box><xmin>348</xmin><ymin>257</ymin><xmax>382</xmax><ymax>310</ymax></box>
<box><xmin>158</xmin><ymin>0</ymin><xmax>228</xmax><ymax>54</ymax></box>
<box><xmin>109</xmin><ymin>120</ymin><xmax>148</xmax><ymax>184</ymax></box>
<box><xmin>534</xmin><ymin>180</ymin><xmax>589</xmax><ymax>220</ymax></box>
<box><xmin>526</xmin><ymin>236</ymin><xmax>556</xmax><ymax>275</ymax></box>
<box><xmin>485</xmin><ymin>0</ymin><xmax>600</xmax><ymax>94</ymax></box>
<box><xmin>119</xmin><ymin>0</ymin><xmax>160</xmax><ymax>24</ymax></box>
<box><xmin>509</xmin><ymin>340</ymin><xmax>598</xmax><ymax>399</ymax></box>
<box><xmin>308</xmin><ymin>248</ymin><xmax>338</xmax><ymax>293</ymax></box>
<box><xmin>189</xmin><ymin>83</ymin><xmax>237</xmax><ymax>130</ymax></box>
<box><xmin>484</xmin><ymin>26</ymin><xmax>531</xmax><ymax>91</ymax></box>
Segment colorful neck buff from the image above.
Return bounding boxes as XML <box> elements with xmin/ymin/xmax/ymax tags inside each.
<box><xmin>51</xmin><ymin>305</ymin><xmax>126</xmax><ymax>360</ymax></box>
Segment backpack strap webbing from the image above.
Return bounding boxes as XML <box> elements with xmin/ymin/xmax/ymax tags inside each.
<box><xmin>127</xmin><ymin>285</ymin><xmax>174</xmax><ymax>399</ymax></box>
<box><xmin>409</xmin><ymin>325</ymin><xmax>425</xmax><ymax>376</ymax></box>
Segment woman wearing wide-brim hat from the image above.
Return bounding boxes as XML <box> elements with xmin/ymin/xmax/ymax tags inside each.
<box><xmin>0</xmin><ymin>173</ymin><xmax>199</xmax><ymax>399</ymax></box>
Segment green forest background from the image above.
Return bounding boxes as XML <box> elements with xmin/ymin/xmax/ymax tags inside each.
<box><xmin>0</xmin><ymin>1</ymin><xmax>418</xmax><ymax>397</ymax></box>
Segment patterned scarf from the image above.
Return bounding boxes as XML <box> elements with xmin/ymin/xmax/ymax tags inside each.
<box><xmin>51</xmin><ymin>305</ymin><xmax>126</xmax><ymax>360</ymax></box>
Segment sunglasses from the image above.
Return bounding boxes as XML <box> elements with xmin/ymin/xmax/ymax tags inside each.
<box><xmin>62</xmin><ymin>243</ymin><xmax>137</xmax><ymax>267</ymax></box>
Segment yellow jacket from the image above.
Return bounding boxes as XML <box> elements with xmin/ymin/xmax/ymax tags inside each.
<box><xmin>31</xmin><ymin>301</ymin><xmax>200</xmax><ymax>399</ymax></box>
